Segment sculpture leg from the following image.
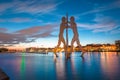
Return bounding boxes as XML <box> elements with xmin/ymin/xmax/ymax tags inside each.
<box><xmin>55</xmin><ymin>36</ymin><xmax>62</xmax><ymax>57</ymax></box>
<box><xmin>61</xmin><ymin>37</ymin><xmax>66</xmax><ymax>50</ymax></box>
<box><xmin>70</xmin><ymin>37</ymin><xmax>76</xmax><ymax>57</ymax></box>
<box><xmin>57</xmin><ymin>38</ymin><xmax>61</xmax><ymax>48</ymax></box>
<box><xmin>76</xmin><ymin>39</ymin><xmax>85</xmax><ymax>57</ymax></box>
<box><xmin>53</xmin><ymin>47</ymin><xmax>58</xmax><ymax>57</ymax></box>
<box><xmin>71</xmin><ymin>36</ymin><xmax>76</xmax><ymax>52</ymax></box>
<box><xmin>61</xmin><ymin>37</ymin><xmax>68</xmax><ymax>58</ymax></box>
<box><xmin>56</xmin><ymin>37</ymin><xmax>63</xmax><ymax>52</ymax></box>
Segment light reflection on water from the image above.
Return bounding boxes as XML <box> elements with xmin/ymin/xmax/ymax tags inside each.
<box><xmin>0</xmin><ymin>52</ymin><xmax>120</xmax><ymax>80</ymax></box>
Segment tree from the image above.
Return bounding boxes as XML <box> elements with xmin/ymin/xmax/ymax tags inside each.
<box><xmin>0</xmin><ymin>48</ymin><xmax>8</xmax><ymax>53</ymax></box>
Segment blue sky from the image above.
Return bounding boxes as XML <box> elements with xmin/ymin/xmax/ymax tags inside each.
<box><xmin>0</xmin><ymin>0</ymin><xmax>120</xmax><ymax>48</ymax></box>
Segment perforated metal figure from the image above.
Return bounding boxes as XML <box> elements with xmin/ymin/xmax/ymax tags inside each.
<box><xmin>69</xmin><ymin>16</ymin><xmax>85</xmax><ymax>56</ymax></box>
<box><xmin>56</xmin><ymin>17</ymin><xmax>67</xmax><ymax>49</ymax></box>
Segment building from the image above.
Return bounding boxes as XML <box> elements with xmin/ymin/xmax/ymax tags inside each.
<box><xmin>101</xmin><ymin>44</ymin><xmax>116</xmax><ymax>52</ymax></box>
<box><xmin>115</xmin><ymin>40</ymin><xmax>120</xmax><ymax>52</ymax></box>
<box><xmin>83</xmin><ymin>44</ymin><xmax>102</xmax><ymax>52</ymax></box>
<box><xmin>26</xmin><ymin>47</ymin><xmax>48</xmax><ymax>53</ymax></box>
<box><xmin>83</xmin><ymin>44</ymin><xmax>116</xmax><ymax>52</ymax></box>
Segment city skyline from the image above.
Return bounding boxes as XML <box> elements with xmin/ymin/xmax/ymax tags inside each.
<box><xmin>0</xmin><ymin>0</ymin><xmax>120</xmax><ymax>49</ymax></box>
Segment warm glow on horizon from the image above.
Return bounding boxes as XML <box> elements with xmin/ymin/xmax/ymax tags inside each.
<box><xmin>0</xmin><ymin>0</ymin><xmax>120</xmax><ymax>50</ymax></box>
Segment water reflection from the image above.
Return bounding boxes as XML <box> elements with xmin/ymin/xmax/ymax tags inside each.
<box><xmin>0</xmin><ymin>52</ymin><xmax>120</xmax><ymax>80</ymax></box>
<box><xmin>20</xmin><ymin>53</ymin><xmax>26</xmax><ymax>80</ymax></box>
<box><xmin>100</xmin><ymin>52</ymin><xmax>120</xmax><ymax>80</ymax></box>
<box><xmin>54</xmin><ymin>52</ymin><xmax>120</xmax><ymax>80</ymax></box>
<box><xmin>54</xmin><ymin>55</ymin><xmax>66</xmax><ymax>80</ymax></box>
<box><xmin>54</xmin><ymin>52</ymin><xmax>85</xmax><ymax>80</ymax></box>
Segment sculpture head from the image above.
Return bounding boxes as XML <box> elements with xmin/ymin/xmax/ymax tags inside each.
<box><xmin>70</xmin><ymin>16</ymin><xmax>75</xmax><ymax>22</ymax></box>
<box><xmin>62</xmin><ymin>16</ymin><xmax>66</xmax><ymax>23</ymax></box>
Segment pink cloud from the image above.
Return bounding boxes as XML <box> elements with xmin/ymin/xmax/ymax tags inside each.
<box><xmin>0</xmin><ymin>18</ymin><xmax>32</xmax><ymax>23</ymax></box>
<box><xmin>0</xmin><ymin>28</ymin><xmax>8</xmax><ymax>32</ymax></box>
<box><xmin>0</xmin><ymin>24</ymin><xmax>58</xmax><ymax>45</ymax></box>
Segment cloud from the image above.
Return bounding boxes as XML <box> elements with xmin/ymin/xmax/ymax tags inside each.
<box><xmin>0</xmin><ymin>0</ymin><xmax>63</xmax><ymax>23</ymax></box>
<box><xmin>16</xmin><ymin>26</ymin><xmax>42</xmax><ymax>35</ymax></box>
<box><xmin>0</xmin><ymin>18</ymin><xmax>32</xmax><ymax>23</ymax></box>
<box><xmin>77</xmin><ymin>14</ymin><xmax>119</xmax><ymax>33</ymax></box>
<box><xmin>0</xmin><ymin>28</ymin><xmax>8</xmax><ymax>32</ymax></box>
<box><xmin>75</xmin><ymin>0</ymin><xmax>120</xmax><ymax>34</ymax></box>
<box><xmin>0</xmin><ymin>24</ymin><xmax>58</xmax><ymax>45</ymax></box>
<box><xmin>110</xmin><ymin>26</ymin><xmax>120</xmax><ymax>34</ymax></box>
<box><xmin>0</xmin><ymin>0</ymin><xmax>62</xmax><ymax>15</ymax></box>
<box><xmin>0</xmin><ymin>32</ymin><xmax>21</xmax><ymax>44</ymax></box>
<box><xmin>31</xmin><ymin>31</ymin><xmax>57</xmax><ymax>38</ymax></box>
<box><xmin>16</xmin><ymin>24</ymin><xmax>58</xmax><ymax>36</ymax></box>
<box><xmin>0</xmin><ymin>2</ymin><xmax>12</xmax><ymax>13</ymax></box>
<box><xmin>78</xmin><ymin>0</ymin><xmax>120</xmax><ymax>16</ymax></box>
<box><xmin>10</xmin><ymin>18</ymin><xmax>32</xmax><ymax>22</ymax></box>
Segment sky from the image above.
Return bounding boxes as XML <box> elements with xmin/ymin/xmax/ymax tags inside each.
<box><xmin>0</xmin><ymin>0</ymin><xmax>120</xmax><ymax>49</ymax></box>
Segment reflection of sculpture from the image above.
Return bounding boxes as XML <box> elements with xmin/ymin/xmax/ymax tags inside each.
<box><xmin>54</xmin><ymin>15</ymin><xmax>85</xmax><ymax>58</ymax></box>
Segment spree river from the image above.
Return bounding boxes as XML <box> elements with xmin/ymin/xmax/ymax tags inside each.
<box><xmin>0</xmin><ymin>52</ymin><xmax>120</xmax><ymax>80</ymax></box>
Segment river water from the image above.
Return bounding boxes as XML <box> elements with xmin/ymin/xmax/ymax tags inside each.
<box><xmin>0</xmin><ymin>52</ymin><xmax>120</xmax><ymax>80</ymax></box>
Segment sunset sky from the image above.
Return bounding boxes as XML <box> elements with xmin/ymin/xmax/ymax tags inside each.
<box><xmin>0</xmin><ymin>0</ymin><xmax>120</xmax><ymax>49</ymax></box>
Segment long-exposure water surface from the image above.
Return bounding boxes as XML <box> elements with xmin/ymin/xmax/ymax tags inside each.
<box><xmin>0</xmin><ymin>52</ymin><xmax>120</xmax><ymax>80</ymax></box>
